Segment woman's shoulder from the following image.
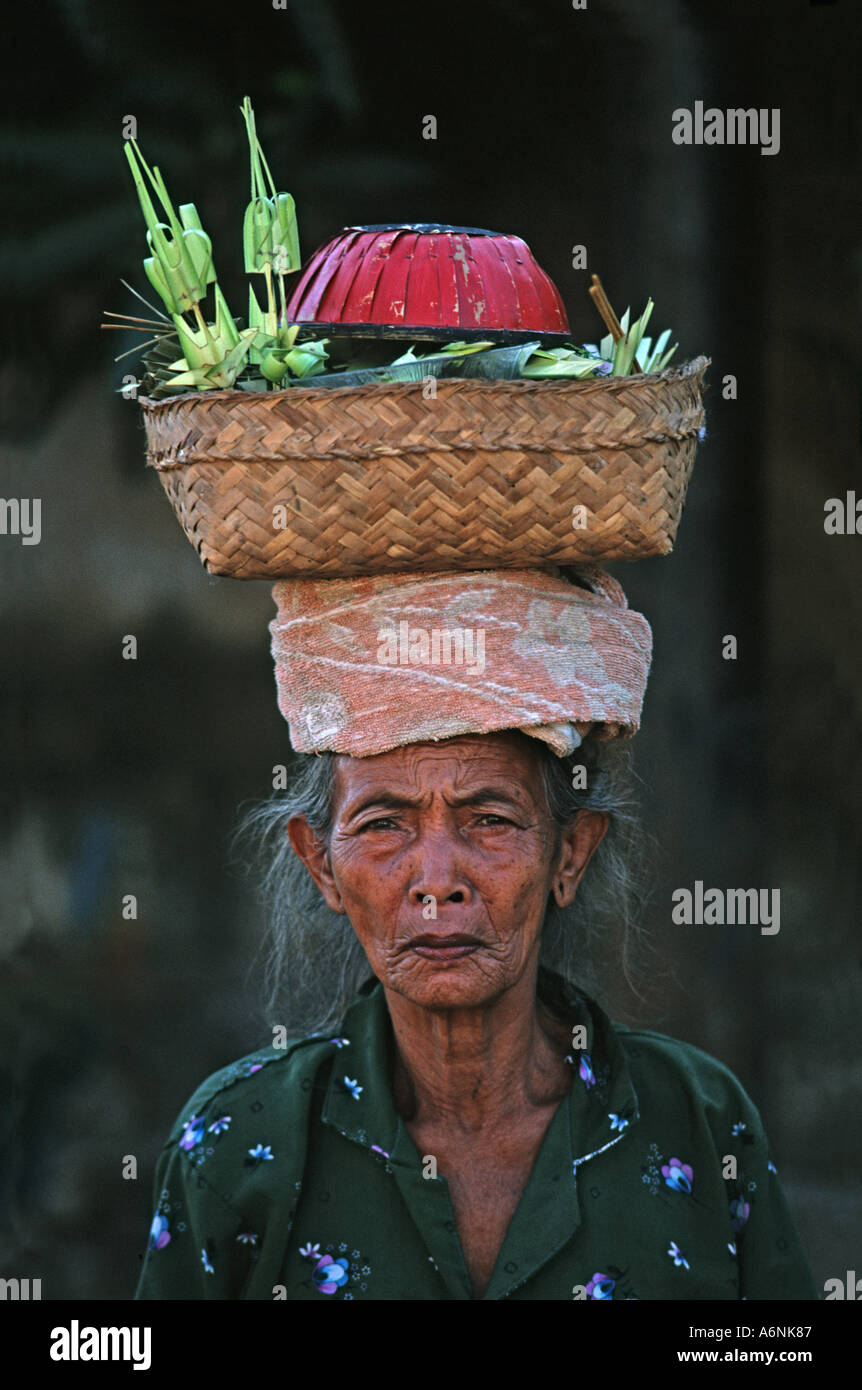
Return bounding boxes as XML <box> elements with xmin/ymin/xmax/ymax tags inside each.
<box><xmin>612</xmin><ymin>1020</ymin><xmax>766</xmax><ymax>1129</ymax></box>
<box><xmin>139</xmin><ymin>1033</ymin><xmax>345</xmax><ymax>1296</ymax></box>
<box><xmin>161</xmin><ymin>1032</ymin><xmax>339</xmax><ymax>1149</ymax></box>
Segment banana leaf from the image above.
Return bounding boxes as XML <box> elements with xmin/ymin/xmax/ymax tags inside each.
<box><xmin>521</xmin><ymin>347</ymin><xmax>607</xmax><ymax>378</ymax></box>
<box><xmin>293</xmin><ymin>342</ymin><xmax>543</xmax><ymax>390</ymax></box>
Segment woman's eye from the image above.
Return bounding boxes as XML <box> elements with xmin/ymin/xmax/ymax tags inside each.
<box><xmin>357</xmin><ymin>813</ymin><xmax>513</xmax><ymax>830</ymax></box>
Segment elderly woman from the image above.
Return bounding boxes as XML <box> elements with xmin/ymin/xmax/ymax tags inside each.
<box><xmin>135</xmin><ymin>567</ymin><xmax>816</xmax><ymax>1301</ymax></box>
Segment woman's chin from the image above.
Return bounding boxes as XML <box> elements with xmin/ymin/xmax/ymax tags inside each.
<box><xmin>384</xmin><ymin>954</ymin><xmax>513</xmax><ymax>1011</ymax></box>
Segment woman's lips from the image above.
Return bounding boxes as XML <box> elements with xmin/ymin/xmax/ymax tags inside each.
<box><xmin>410</xmin><ymin>934</ymin><xmax>482</xmax><ymax>962</ymax></box>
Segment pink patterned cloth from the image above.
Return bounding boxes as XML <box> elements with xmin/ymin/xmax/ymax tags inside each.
<box><xmin>269</xmin><ymin>565</ymin><xmax>652</xmax><ymax>758</ymax></box>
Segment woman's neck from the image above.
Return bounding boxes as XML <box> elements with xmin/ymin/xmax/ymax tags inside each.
<box><xmin>386</xmin><ymin>970</ymin><xmax>572</xmax><ymax>1134</ymax></box>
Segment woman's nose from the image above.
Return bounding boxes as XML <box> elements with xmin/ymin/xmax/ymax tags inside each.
<box><xmin>405</xmin><ymin>829</ymin><xmax>473</xmax><ymax>907</ymax></box>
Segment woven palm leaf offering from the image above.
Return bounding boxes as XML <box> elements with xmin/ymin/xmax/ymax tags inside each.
<box><xmin>107</xmin><ymin>98</ymin><xmax>709</xmax><ymax>579</ymax></box>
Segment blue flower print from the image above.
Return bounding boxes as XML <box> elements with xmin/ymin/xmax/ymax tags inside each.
<box><xmin>236</xmin><ymin>1232</ymin><xmax>259</xmax><ymax>1246</ymax></box>
<box><xmin>246</xmin><ymin>1143</ymin><xmax>274</xmax><ymax>1166</ymax></box>
<box><xmin>586</xmin><ymin>1272</ymin><xmax>615</xmax><ymax>1300</ymax></box>
<box><xmin>609</xmin><ymin>1113</ymin><xmax>629</xmax><ymax>1133</ymax></box>
<box><xmin>729</xmin><ymin>1196</ymin><xmax>750</xmax><ymax>1233</ymax></box>
<box><xmin>312</xmin><ymin>1256</ymin><xmax>349</xmax><ymax>1295</ymax></box>
<box><xmin>579</xmin><ymin>1055</ymin><xmax>596</xmax><ymax>1089</ymax></box>
<box><xmin>731</xmin><ymin>1122</ymin><xmax>747</xmax><ymax>1137</ymax></box>
<box><xmin>201</xmin><ymin>1249</ymin><xmax>214</xmax><ymax>1274</ymax></box>
<box><xmin>343</xmin><ymin>1076</ymin><xmax>363</xmax><ymax>1100</ymax></box>
<box><xmin>661</xmin><ymin>1157</ymin><xmax>694</xmax><ymax>1194</ymax></box>
<box><xmin>148</xmin><ymin>1213</ymin><xmax>171</xmax><ymax>1251</ymax></box>
<box><xmin>178</xmin><ymin>1115</ymin><xmax>205</xmax><ymax>1151</ymax></box>
<box><xmin>208</xmin><ymin>1116</ymin><xmax>231</xmax><ymax>1135</ymax></box>
<box><xmin>668</xmin><ymin>1241</ymin><xmax>690</xmax><ymax>1270</ymax></box>
<box><xmin>331</xmin><ymin>1037</ymin><xmax>351</xmax><ymax>1049</ymax></box>
<box><xmin>299</xmin><ymin>1242</ymin><xmax>321</xmax><ymax>1260</ymax></box>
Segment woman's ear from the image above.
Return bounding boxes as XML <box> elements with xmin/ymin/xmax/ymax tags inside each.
<box><xmin>552</xmin><ymin>809</ymin><xmax>609</xmax><ymax>908</ymax></box>
<box><xmin>286</xmin><ymin>816</ymin><xmax>346</xmax><ymax>914</ymax></box>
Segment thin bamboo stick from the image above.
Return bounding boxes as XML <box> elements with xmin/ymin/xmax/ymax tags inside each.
<box><xmin>589</xmin><ymin>274</ymin><xmax>624</xmax><ymax>341</ymax></box>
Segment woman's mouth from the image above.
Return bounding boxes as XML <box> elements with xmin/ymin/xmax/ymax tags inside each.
<box><xmin>410</xmin><ymin>933</ymin><xmax>482</xmax><ymax>962</ymax></box>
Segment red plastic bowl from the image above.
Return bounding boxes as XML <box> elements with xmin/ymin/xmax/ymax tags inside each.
<box><xmin>284</xmin><ymin>223</ymin><xmax>571</xmax><ymax>343</ymax></box>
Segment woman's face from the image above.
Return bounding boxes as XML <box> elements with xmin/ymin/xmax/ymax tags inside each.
<box><xmin>289</xmin><ymin>732</ymin><xmax>607</xmax><ymax>1012</ymax></box>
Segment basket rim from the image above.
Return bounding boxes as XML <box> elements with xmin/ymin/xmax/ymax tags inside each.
<box><xmin>137</xmin><ymin>354</ymin><xmax>710</xmax><ymax>412</ymax></box>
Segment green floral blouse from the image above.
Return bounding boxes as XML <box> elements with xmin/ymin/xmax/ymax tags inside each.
<box><xmin>135</xmin><ymin>976</ymin><xmax>818</xmax><ymax>1301</ymax></box>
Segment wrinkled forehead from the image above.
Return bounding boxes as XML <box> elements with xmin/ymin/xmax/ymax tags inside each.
<box><xmin>331</xmin><ymin>731</ymin><xmax>545</xmax><ymax>807</ymax></box>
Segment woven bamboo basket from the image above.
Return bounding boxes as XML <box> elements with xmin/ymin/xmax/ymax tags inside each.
<box><xmin>139</xmin><ymin>354</ymin><xmax>709</xmax><ymax>579</ymax></box>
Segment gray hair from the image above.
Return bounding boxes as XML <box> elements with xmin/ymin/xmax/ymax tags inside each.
<box><xmin>232</xmin><ymin>731</ymin><xmax>656</xmax><ymax>1036</ymax></box>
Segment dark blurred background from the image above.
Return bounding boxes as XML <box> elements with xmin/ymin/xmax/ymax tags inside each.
<box><xmin>1</xmin><ymin>0</ymin><xmax>860</xmax><ymax>1299</ymax></box>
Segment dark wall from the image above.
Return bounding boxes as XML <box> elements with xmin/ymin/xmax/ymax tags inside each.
<box><xmin>1</xmin><ymin>0</ymin><xmax>860</xmax><ymax>1299</ymax></box>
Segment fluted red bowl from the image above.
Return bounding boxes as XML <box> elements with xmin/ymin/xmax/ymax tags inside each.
<box><xmin>284</xmin><ymin>223</ymin><xmax>571</xmax><ymax>343</ymax></box>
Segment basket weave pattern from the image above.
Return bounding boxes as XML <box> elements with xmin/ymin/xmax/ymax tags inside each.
<box><xmin>141</xmin><ymin>356</ymin><xmax>709</xmax><ymax>579</ymax></box>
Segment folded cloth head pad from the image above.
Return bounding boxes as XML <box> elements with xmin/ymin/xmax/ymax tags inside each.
<box><xmin>269</xmin><ymin>565</ymin><xmax>652</xmax><ymax>759</ymax></box>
